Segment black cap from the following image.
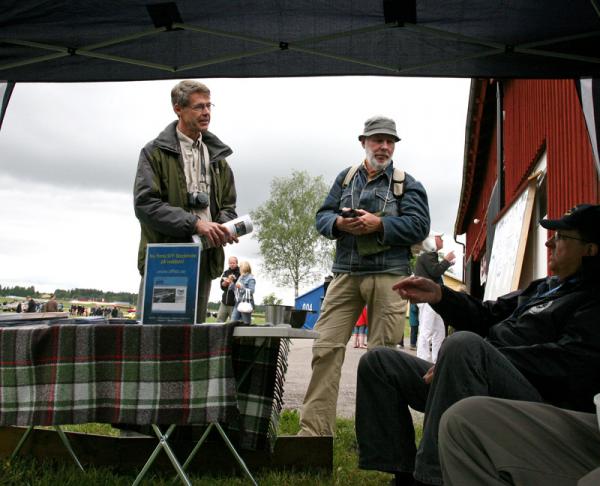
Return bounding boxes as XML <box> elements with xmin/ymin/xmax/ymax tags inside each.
<box><xmin>540</xmin><ymin>204</ymin><xmax>600</xmax><ymax>244</ymax></box>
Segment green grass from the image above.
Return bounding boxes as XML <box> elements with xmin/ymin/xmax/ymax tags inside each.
<box><xmin>1</xmin><ymin>412</ymin><xmax>422</xmax><ymax>485</ymax></box>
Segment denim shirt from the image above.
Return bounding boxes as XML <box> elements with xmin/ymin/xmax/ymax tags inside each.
<box><xmin>316</xmin><ymin>162</ymin><xmax>430</xmax><ymax>274</ymax></box>
<box><xmin>233</xmin><ymin>273</ymin><xmax>256</xmax><ymax>304</ymax></box>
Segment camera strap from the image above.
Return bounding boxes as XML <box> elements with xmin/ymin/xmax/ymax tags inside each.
<box><xmin>189</xmin><ymin>140</ymin><xmax>211</xmax><ymax>196</ymax></box>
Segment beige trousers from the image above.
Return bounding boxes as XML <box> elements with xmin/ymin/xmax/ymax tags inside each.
<box><xmin>299</xmin><ymin>273</ymin><xmax>407</xmax><ymax>436</ymax></box>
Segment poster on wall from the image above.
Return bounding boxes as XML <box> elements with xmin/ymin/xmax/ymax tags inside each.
<box><xmin>483</xmin><ymin>176</ymin><xmax>538</xmax><ymax>301</ymax></box>
<box><xmin>141</xmin><ymin>243</ymin><xmax>201</xmax><ymax>324</ymax></box>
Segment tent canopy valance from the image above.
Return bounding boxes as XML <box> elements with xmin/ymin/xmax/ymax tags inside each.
<box><xmin>2</xmin><ymin>1</ymin><xmax>600</xmax><ymax>83</ymax></box>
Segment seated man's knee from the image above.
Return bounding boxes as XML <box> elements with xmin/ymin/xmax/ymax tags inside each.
<box><xmin>358</xmin><ymin>347</ymin><xmax>410</xmax><ymax>378</ymax></box>
<box><xmin>440</xmin><ymin>396</ymin><xmax>494</xmax><ymax>442</ymax></box>
<box><xmin>440</xmin><ymin>331</ymin><xmax>485</xmax><ymax>357</ymax></box>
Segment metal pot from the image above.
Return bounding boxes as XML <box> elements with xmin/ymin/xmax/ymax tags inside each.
<box><xmin>264</xmin><ymin>305</ymin><xmax>292</xmax><ymax>324</ymax></box>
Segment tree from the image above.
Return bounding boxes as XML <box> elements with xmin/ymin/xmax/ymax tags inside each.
<box><xmin>251</xmin><ymin>170</ymin><xmax>334</xmax><ymax>297</ymax></box>
<box><xmin>261</xmin><ymin>293</ymin><xmax>283</xmax><ymax>306</ymax></box>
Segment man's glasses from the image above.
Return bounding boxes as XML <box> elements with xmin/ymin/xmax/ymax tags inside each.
<box><xmin>553</xmin><ymin>232</ymin><xmax>588</xmax><ymax>243</ymax></box>
<box><xmin>190</xmin><ymin>102</ymin><xmax>214</xmax><ymax>112</ymax></box>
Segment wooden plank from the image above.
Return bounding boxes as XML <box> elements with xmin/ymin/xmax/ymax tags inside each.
<box><xmin>0</xmin><ymin>427</ymin><xmax>332</xmax><ymax>474</ymax></box>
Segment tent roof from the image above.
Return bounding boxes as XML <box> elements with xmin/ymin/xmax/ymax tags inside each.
<box><xmin>2</xmin><ymin>1</ymin><xmax>600</xmax><ymax>82</ymax></box>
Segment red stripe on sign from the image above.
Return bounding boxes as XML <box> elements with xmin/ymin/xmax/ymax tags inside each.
<box><xmin>112</xmin><ymin>326</ymin><xmax>123</xmax><ymax>423</ymax></box>
<box><xmin>182</xmin><ymin>325</ymin><xmax>191</xmax><ymax>422</ymax></box>
<box><xmin>46</xmin><ymin>325</ymin><xmax>60</xmax><ymax>424</ymax></box>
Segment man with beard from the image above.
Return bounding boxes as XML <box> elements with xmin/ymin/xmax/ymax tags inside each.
<box><xmin>134</xmin><ymin>80</ymin><xmax>238</xmax><ymax>323</ymax></box>
<box><xmin>299</xmin><ymin>115</ymin><xmax>430</xmax><ymax>436</ymax></box>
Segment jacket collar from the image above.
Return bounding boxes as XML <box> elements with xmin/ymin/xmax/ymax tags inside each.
<box><xmin>153</xmin><ymin>120</ymin><xmax>233</xmax><ymax>163</ymax></box>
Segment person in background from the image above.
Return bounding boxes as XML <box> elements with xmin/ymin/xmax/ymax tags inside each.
<box><xmin>231</xmin><ymin>261</ymin><xmax>256</xmax><ymax>324</ymax></box>
<box><xmin>299</xmin><ymin>115</ymin><xmax>430</xmax><ymax>437</ymax></box>
<box><xmin>352</xmin><ymin>307</ymin><xmax>368</xmax><ymax>349</ymax></box>
<box><xmin>45</xmin><ymin>295</ymin><xmax>58</xmax><ymax>312</ymax></box>
<box><xmin>134</xmin><ymin>79</ymin><xmax>238</xmax><ymax>323</ymax></box>
<box><xmin>408</xmin><ymin>303</ymin><xmax>419</xmax><ymax>351</ymax></box>
<box><xmin>414</xmin><ymin>232</ymin><xmax>455</xmax><ymax>363</ymax></box>
<box><xmin>26</xmin><ymin>296</ymin><xmax>36</xmax><ymax>313</ymax></box>
<box><xmin>439</xmin><ymin>396</ymin><xmax>600</xmax><ymax>486</ymax></box>
<box><xmin>217</xmin><ymin>256</ymin><xmax>240</xmax><ymax>322</ymax></box>
<box><xmin>16</xmin><ymin>302</ymin><xmax>22</xmax><ymax>313</ymax></box>
<box><xmin>355</xmin><ymin>204</ymin><xmax>600</xmax><ymax>486</ymax></box>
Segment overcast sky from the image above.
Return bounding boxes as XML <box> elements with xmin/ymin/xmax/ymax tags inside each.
<box><xmin>0</xmin><ymin>77</ymin><xmax>470</xmax><ymax>304</ymax></box>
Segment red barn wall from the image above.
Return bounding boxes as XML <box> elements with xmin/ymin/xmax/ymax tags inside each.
<box><xmin>463</xmin><ymin>79</ymin><xmax>599</xmax><ymax>265</ymax></box>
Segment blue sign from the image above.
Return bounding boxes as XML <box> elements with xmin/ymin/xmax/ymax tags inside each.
<box><xmin>142</xmin><ymin>243</ymin><xmax>201</xmax><ymax>324</ymax></box>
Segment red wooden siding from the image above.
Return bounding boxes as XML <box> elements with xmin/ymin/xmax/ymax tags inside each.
<box><xmin>503</xmin><ymin>79</ymin><xmax>599</xmax><ymax>219</ymax></box>
<box><xmin>462</xmin><ymin>79</ymin><xmax>599</xmax><ymax>264</ymax></box>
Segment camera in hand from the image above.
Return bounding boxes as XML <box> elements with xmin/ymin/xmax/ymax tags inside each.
<box><xmin>341</xmin><ymin>208</ymin><xmax>359</xmax><ymax>218</ymax></box>
<box><xmin>187</xmin><ymin>191</ymin><xmax>210</xmax><ymax>209</ymax></box>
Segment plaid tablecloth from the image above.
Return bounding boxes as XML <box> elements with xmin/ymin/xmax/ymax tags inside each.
<box><xmin>0</xmin><ymin>322</ymin><xmax>289</xmax><ymax>451</ymax></box>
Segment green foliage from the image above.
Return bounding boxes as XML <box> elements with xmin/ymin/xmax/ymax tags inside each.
<box><xmin>0</xmin><ymin>285</ymin><xmax>39</xmax><ymax>298</ymax></box>
<box><xmin>251</xmin><ymin>170</ymin><xmax>334</xmax><ymax>297</ymax></box>
<box><xmin>0</xmin><ymin>286</ymin><xmax>137</xmax><ymax>305</ymax></box>
<box><xmin>262</xmin><ymin>292</ymin><xmax>283</xmax><ymax>306</ymax></box>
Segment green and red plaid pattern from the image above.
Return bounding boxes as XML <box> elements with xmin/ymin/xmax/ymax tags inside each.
<box><xmin>0</xmin><ymin>323</ymin><xmax>239</xmax><ymax>427</ymax></box>
<box><xmin>0</xmin><ymin>322</ymin><xmax>289</xmax><ymax>451</ymax></box>
<box><xmin>231</xmin><ymin>336</ymin><xmax>290</xmax><ymax>451</ymax></box>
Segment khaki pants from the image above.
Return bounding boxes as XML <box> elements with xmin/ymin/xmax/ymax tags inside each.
<box><xmin>299</xmin><ymin>273</ymin><xmax>407</xmax><ymax>436</ymax></box>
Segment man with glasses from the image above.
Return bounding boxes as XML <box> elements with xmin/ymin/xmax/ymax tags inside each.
<box><xmin>356</xmin><ymin>204</ymin><xmax>600</xmax><ymax>486</ymax></box>
<box><xmin>134</xmin><ymin>80</ymin><xmax>238</xmax><ymax>323</ymax></box>
<box><xmin>299</xmin><ymin>115</ymin><xmax>430</xmax><ymax>437</ymax></box>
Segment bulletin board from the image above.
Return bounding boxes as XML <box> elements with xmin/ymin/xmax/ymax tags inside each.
<box><xmin>483</xmin><ymin>176</ymin><xmax>538</xmax><ymax>301</ymax></box>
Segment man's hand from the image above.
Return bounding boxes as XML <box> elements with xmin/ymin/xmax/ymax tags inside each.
<box><xmin>195</xmin><ymin>220</ymin><xmax>238</xmax><ymax>247</ymax></box>
<box><xmin>423</xmin><ymin>365</ymin><xmax>435</xmax><ymax>385</ymax></box>
<box><xmin>335</xmin><ymin>207</ymin><xmax>383</xmax><ymax>235</ymax></box>
<box><xmin>444</xmin><ymin>250</ymin><xmax>456</xmax><ymax>265</ymax></box>
<box><xmin>392</xmin><ymin>276</ymin><xmax>443</xmax><ymax>304</ymax></box>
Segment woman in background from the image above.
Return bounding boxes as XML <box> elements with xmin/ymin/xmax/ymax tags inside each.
<box><xmin>231</xmin><ymin>261</ymin><xmax>256</xmax><ymax>324</ymax></box>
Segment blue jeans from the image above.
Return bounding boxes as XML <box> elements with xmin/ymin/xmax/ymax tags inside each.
<box><xmin>409</xmin><ymin>303</ymin><xmax>419</xmax><ymax>346</ymax></box>
<box><xmin>231</xmin><ymin>305</ymin><xmax>252</xmax><ymax>324</ymax></box>
<box><xmin>355</xmin><ymin>331</ymin><xmax>543</xmax><ymax>485</ymax></box>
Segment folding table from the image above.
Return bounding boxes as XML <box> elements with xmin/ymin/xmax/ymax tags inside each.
<box><xmin>0</xmin><ymin>321</ymin><xmax>317</xmax><ymax>485</ymax></box>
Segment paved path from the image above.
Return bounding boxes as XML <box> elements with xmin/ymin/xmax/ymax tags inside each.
<box><xmin>282</xmin><ymin>338</ymin><xmax>424</xmax><ymax>425</ymax></box>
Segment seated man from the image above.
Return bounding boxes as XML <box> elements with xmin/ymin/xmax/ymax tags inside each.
<box><xmin>355</xmin><ymin>204</ymin><xmax>600</xmax><ymax>486</ymax></box>
<box><xmin>439</xmin><ymin>396</ymin><xmax>600</xmax><ymax>486</ymax></box>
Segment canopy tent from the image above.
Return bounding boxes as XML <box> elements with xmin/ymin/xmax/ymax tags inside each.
<box><xmin>2</xmin><ymin>1</ymin><xmax>600</xmax><ymax>173</ymax></box>
<box><xmin>2</xmin><ymin>1</ymin><xmax>600</xmax><ymax>82</ymax></box>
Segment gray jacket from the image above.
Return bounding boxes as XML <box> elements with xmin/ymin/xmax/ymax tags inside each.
<box><xmin>316</xmin><ymin>162</ymin><xmax>430</xmax><ymax>274</ymax></box>
<box><xmin>414</xmin><ymin>251</ymin><xmax>451</xmax><ymax>285</ymax></box>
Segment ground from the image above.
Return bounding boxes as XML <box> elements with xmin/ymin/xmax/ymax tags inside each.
<box><xmin>282</xmin><ymin>338</ymin><xmax>424</xmax><ymax>424</ymax></box>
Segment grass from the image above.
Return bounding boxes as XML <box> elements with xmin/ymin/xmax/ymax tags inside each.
<box><xmin>0</xmin><ymin>411</ymin><xmax>423</xmax><ymax>485</ymax></box>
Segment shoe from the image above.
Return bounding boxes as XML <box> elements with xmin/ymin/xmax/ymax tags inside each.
<box><xmin>410</xmin><ymin>345</ymin><xmax>416</xmax><ymax>350</ymax></box>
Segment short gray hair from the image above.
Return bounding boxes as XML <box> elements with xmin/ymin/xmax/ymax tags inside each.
<box><xmin>171</xmin><ymin>80</ymin><xmax>210</xmax><ymax>107</ymax></box>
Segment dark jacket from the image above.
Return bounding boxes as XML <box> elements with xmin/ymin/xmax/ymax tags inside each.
<box><xmin>316</xmin><ymin>162</ymin><xmax>430</xmax><ymax>274</ymax></box>
<box><xmin>26</xmin><ymin>299</ymin><xmax>36</xmax><ymax>313</ymax></box>
<box><xmin>433</xmin><ymin>257</ymin><xmax>600</xmax><ymax>413</ymax></box>
<box><xmin>220</xmin><ymin>267</ymin><xmax>240</xmax><ymax>306</ymax></box>
<box><xmin>414</xmin><ymin>251</ymin><xmax>451</xmax><ymax>285</ymax></box>
<box><xmin>133</xmin><ymin>121</ymin><xmax>237</xmax><ymax>280</ymax></box>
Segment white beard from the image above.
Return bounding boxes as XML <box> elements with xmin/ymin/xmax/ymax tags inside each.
<box><xmin>365</xmin><ymin>147</ymin><xmax>391</xmax><ymax>171</ymax></box>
